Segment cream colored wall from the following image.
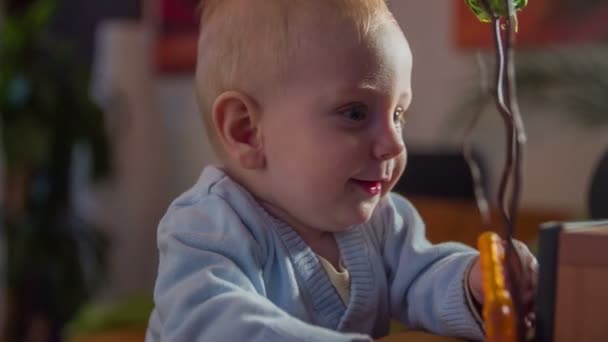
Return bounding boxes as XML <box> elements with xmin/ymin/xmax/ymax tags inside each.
<box><xmin>91</xmin><ymin>21</ymin><xmax>173</xmax><ymax>297</ymax></box>
<box><xmin>91</xmin><ymin>21</ymin><xmax>217</xmax><ymax>298</ymax></box>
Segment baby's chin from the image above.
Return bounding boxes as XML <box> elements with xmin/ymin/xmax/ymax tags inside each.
<box><xmin>326</xmin><ymin>199</ymin><xmax>380</xmax><ymax>231</ymax></box>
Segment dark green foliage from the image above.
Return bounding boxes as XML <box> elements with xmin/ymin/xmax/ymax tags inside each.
<box><xmin>0</xmin><ymin>0</ymin><xmax>112</xmax><ymax>338</ymax></box>
<box><xmin>0</xmin><ymin>0</ymin><xmax>110</xmax><ymax>177</ymax></box>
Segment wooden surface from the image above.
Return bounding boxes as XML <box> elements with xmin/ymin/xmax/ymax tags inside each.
<box><xmin>377</xmin><ymin>331</ymin><xmax>465</xmax><ymax>342</ymax></box>
<box><xmin>69</xmin><ymin>330</ymin><xmax>146</xmax><ymax>342</ymax></box>
<box><xmin>69</xmin><ymin>329</ymin><xmax>464</xmax><ymax>342</ymax></box>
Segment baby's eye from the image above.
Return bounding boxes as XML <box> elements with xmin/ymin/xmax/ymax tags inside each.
<box><xmin>340</xmin><ymin>105</ymin><xmax>368</xmax><ymax>122</ymax></box>
<box><xmin>393</xmin><ymin>106</ymin><xmax>407</xmax><ymax>125</ymax></box>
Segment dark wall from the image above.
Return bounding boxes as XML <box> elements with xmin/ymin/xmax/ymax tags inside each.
<box><xmin>6</xmin><ymin>0</ymin><xmax>141</xmax><ymax>65</ymax></box>
<box><xmin>50</xmin><ymin>0</ymin><xmax>142</xmax><ymax>66</ymax></box>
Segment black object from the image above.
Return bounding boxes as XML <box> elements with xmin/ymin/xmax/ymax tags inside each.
<box><xmin>394</xmin><ymin>150</ymin><xmax>488</xmax><ymax>200</ymax></box>
<box><xmin>535</xmin><ymin>222</ymin><xmax>562</xmax><ymax>342</ymax></box>
<box><xmin>589</xmin><ymin>149</ymin><xmax>608</xmax><ymax>219</ymax></box>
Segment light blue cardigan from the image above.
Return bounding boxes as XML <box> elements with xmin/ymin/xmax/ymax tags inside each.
<box><xmin>146</xmin><ymin>166</ymin><xmax>484</xmax><ymax>341</ymax></box>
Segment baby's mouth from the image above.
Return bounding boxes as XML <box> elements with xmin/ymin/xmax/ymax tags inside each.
<box><xmin>350</xmin><ymin>179</ymin><xmax>384</xmax><ymax>196</ymax></box>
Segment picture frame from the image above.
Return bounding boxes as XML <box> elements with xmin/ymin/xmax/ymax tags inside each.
<box><xmin>154</xmin><ymin>0</ymin><xmax>200</xmax><ymax>73</ymax></box>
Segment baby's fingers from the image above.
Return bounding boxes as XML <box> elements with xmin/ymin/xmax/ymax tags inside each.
<box><xmin>501</xmin><ymin>240</ymin><xmax>538</xmax><ymax>338</ymax></box>
<box><xmin>503</xmin><ymin>240</ymin><xmax>538</xmax><ymax>309</ymax></box>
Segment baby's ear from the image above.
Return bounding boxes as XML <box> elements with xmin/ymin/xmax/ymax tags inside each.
<box><xmin>212</xmin><ymin>91</ymin><xmax>265</xmax><ymax>169</ymax></box>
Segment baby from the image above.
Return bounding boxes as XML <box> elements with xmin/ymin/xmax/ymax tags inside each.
<box><xmin>146</xmin><ymin>0</ymin><xmax>536</xmax><ymax>341</ymax></box>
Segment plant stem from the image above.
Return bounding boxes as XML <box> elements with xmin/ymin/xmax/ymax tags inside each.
<box><xmin>473</xmin><ymin>0</ymin><xmax>528</xmax><ymax>340</ymax></box>
<box><xmin>501</xmin><ymin>7</ymin><xmax>527</xmax><ymax>341</ymax></box>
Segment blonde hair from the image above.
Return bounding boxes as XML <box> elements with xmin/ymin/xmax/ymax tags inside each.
<box><xmin>195</xmin><ymin>0</ymin><xmax>393</xmax><ymax>151</ymax></box>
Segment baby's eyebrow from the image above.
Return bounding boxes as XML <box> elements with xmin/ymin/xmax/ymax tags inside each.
<box><xmin>328</xmin><ymin>81</ymin><xmax>411</xmax><ymax>104</ymax></box>
<box><xmin>333</xmin><ymin>82</ymin><xmax>388</xmax><ymax>97</ymax></box>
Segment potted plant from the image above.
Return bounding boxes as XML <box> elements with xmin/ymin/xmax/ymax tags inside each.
<box><xmin>0</xmin><ymin>0</ymin><xmax>112</xmax><ymax>341</ymax></box>
<box><xmin>453</xmin><ymin>45</ymin><xmax>608</xmax><ymax>219</ymax></box>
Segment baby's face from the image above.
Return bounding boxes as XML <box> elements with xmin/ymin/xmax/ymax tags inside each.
<box><xmin>257</xmin><ymin>17</ymin><xmax>412</xmax><ymax>232</ymax></box>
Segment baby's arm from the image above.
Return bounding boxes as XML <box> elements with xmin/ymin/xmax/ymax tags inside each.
<box><xmin>146</xmin><ymin>197</ymin><xmax>371</xmax><ymax>342</ymax></box>
<box><xmin>379</xmin><ymin>194</ymin><xmax>484</xmax><ymax>341</ymax></box>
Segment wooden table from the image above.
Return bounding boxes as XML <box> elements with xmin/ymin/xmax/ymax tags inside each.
<box><xmin>69</xmin><ymin>330</ymin><xmax>146</xmax><ymax>342</ymax></box>
<box><xmin>377</xmin><ymin>331</ymin><xmax>465</xmax><ymax>342</ymax></box>
<box><xmin>69</xmin><ymin>330</ymin><xmax>462</xmax><ymax>342</ymax></box>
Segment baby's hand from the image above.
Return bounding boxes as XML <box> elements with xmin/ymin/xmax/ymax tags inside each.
<box><xmin>468</xmin><ymin>239</ymin><xmax>538</xmax><ymax>315</ymax></box>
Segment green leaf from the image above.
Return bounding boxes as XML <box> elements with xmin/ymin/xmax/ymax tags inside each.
<box><xmin>465</xmin><ymin>0</ymin><xmax>528</xmax><ymax>22</ymax></box>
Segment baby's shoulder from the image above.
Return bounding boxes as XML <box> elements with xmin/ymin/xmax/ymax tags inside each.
<box><xmin>159</xmin><ymin>187</ymin><xmax>238</xmax><ymax>235</ymax></box>
<box><xmin>157</xmin><ymin>178</ymin><xmax>270</xmax><ymax>265</ymax></box>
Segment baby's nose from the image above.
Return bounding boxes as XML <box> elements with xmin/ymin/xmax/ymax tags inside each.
<box><xmin>373</xmin><ymin>129</ymin><xmax>404</xmax><ymax>160</ymax></box>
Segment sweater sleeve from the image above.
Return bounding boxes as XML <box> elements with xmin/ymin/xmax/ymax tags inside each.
<box><xmin>379</xmin><ymin>193</ymin><xmax>484</xmax><ymax>341</ymax></box>
<box><xmin>146</xmin><ymin>196</ymin><xmax>372</xmax><ymax>342</ymax></box>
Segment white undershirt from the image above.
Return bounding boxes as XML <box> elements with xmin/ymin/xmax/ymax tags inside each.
<box><xmin>317</xmin><ymin>255</ymin><xmax>351</xmax><ymax>305</ymax></box>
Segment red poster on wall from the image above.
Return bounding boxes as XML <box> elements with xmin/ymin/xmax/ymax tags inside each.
<box><xmin>455</xmin><ymin>0</ymin><xmax>608</xmax><ymax>49</ymax></box>
<box><xmin>155</xmin><ymin>0</ymin><xmax>200</xmax><ymax>73</ymax></box>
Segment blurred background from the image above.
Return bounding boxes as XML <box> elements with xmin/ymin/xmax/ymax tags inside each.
<box><xmin>0</xmin><ymin>0</ymin><xmax>606</xmax><ymax>341</ymax></box>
